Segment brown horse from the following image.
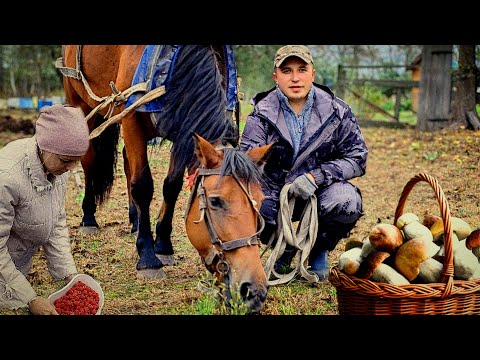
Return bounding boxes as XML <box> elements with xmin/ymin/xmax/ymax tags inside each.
<box><xmin>58</xmin><ymin>45</ymin><xmax>270</xmax><ymax>311</ymax></box>
<box><xmin>187</xmin><ymin>133</ymin><xmax>272</xmax><ymax>312</ymax></box>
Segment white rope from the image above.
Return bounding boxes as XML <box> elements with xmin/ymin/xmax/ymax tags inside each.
<box><xmin>263</xmin><ymin>183</ymin><xmax>319</xmax><ymax>285</ymax></box>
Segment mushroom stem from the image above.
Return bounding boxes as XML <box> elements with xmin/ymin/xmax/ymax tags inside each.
<box><xmin>370</xmin><ymin>263</ymin><xmax>410</xmax><ymax>285</ymax></box>
<box><xmin>418</xmin><ymin>258</ymin><xmax>443</xmax><ymax>283</ymax></box>
<box><xmin>338</xmin><ymin>247</ymin><xmax>363</xmax><ymax>275</ymax></box>
<box><xmin>360</xmin><ymin>238</ymin><xmax>376</xmax><ymax>259</ymax></box>
<box><xmin>453</xmin><ymin>239</ymin><xmax>479</xmax><ymax>280</ymax></box>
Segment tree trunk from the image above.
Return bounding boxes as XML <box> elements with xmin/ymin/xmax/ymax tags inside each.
<box><xmin>449</xmin><ymin>45</ymin><xmax>478</xmax><ymax>129</ymax></box>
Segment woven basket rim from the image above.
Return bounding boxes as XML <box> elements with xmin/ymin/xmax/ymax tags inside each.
<box><xmin>329</xmin><ymin>266</ymin><xmax>480</xmax><ymax>300</ymax></box>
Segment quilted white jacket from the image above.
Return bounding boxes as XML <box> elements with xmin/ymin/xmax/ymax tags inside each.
<box><xmin>0</xmin><ymin>136</ymin><xmax>77</xmax><ymax>309</ymax></box>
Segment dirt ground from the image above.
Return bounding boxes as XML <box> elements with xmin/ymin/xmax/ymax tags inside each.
<box><xmin>1</xmin><ymin>111</ymin><xmax>480</xmax><ymax>315</ymax></box>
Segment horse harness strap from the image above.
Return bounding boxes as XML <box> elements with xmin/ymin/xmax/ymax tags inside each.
<box><xmin>186</xmin><ymin>167</ymin><xmax>265</xmax><ymax>270</ymax></box>
<box><xmin>55</xmin><ymin>45</ymin><xmax>167</xmax><ymax>139</ymax></box>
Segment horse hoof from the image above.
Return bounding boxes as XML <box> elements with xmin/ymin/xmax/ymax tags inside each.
<box><xmin>136</xmin><ymin>268</ymin><xmax>167</xmax><ymax>279</ymax></box>
<box><xmin>155</xmin><ymin>254</ymin><xmax>175</xmax><ymax>266</ymax></box>
<box><xmin>79</xmin><ymin>226</ymin><xmax>100</xmax><ymax>235</ymax></box>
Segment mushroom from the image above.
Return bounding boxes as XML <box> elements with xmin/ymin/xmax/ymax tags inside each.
<box><xmin>434</xmin><ymin>232</ymin><xmax>460</xmax><ymax>259</ymax></box>
<box><xmin>422</xmin><ymin>214</ymin><xmax>442</xmax><ymax>229</ymax></box>
<box><xmin>430</xmin><ymin>217</ymin><xmax>472</xmax><ymax>242</ymax></box>
<box><xmin>394</xmin><ymin>237</ymin><xmax>440</xmax><ymax>281</ymax></box>
<box><xmin>338</xmin><ymin>247</ymin><xmax>363</xmax><ymax>275</ymax></box>
<box><xmin>370</xmin><ymin>263</ymin><xmax>410</xmax><ymax>285</ymax></box>
<box><xmin>396</xmin><ymin>212</ymin><xmax>433</xmax><ymax>242</ymax></box>
<box><xmin>453</xmin><ymin>239</ymin><xmax>480</xmax><ymax>280</ymax></box>
<box><xmin>395</xmin><ymin>212</ymin><xmax>419</xmax><ymax>229</ymax></box>
<box><xmin>466</xmin><ymin>228</ymin><xmax>480</xmax><ymax>260</ymax></box>
<box><xmin>418</xmin><ymin>258</ymin><xmax>444</xmax><ymax>283</ymax></box>
<box><xmin>344</xmin><ymin>238</ymin><xmax>364</xmax><ymax>252</ymax></box>
<box><xmin>430</xmin><ymin>217</ymin><xmax>471</xmax><ymax>258</ymax></box>
<box><xmin>356</xmin><ymin>251</ymin><xmax>409</xmax><ymax>285</ymax></box>
<box><xmin>368</xmin><ymin>223</ymin><xmax>404</xmax><ymax>253</ymax></box>
<box><xmin>360</xmin><ymin>238</ymin><xmax>376</xmax><ymax>259</ymax></box>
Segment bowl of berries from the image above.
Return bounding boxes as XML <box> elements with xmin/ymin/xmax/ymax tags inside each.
<box><xmin>48</xmin><ymin>274</ymin><xmax>104</xmax><ymax>315</ymax></box>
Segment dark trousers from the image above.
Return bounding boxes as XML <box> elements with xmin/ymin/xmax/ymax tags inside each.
<box><xmin>261</xmin><ymin>180</ymin><xmax>363</xmax><ymax>255</ymax></box>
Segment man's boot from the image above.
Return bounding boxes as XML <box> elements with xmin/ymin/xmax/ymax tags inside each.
<box><xmin>308</xmin><ymin>249</ymin><xmax>330</xmax><ymax>281</ymax></box>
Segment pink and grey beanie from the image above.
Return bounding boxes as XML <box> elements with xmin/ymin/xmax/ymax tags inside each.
<box><xmin>36</xmin><ymin>104</ymin><xmax>90</xmax><ymax>157</ymax></box>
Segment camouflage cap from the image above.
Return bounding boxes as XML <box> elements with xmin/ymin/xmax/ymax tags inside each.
<box><xmin>274</xmin><ymin>45</ymin><xmax>314</xmax><ymax>68</ymax></box>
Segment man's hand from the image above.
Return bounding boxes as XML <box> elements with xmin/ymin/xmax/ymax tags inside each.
<box><xmin>288</xmin><ymin>174</ymin><xmax>318</xmax><ymax>200</ymax></box>
<box><xmin>29</xmin><ymin>296</ymin><xmax>59</xmax><ymax>315</ymax></box>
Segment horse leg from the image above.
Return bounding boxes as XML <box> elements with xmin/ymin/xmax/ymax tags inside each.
<box><xmin>79</xmin><ymin>115</ymin><xmax>120</xmax><ymax>234</ymax></box>
<box><xmin>79</xmin><ymin>144</ymin><xmax>100</xmax><ymax>233</ymax></box>
<box><xmin>122</xmin><ymin>145</ymin><xmax>138</xmax><ymax>234</ymax></box>
<box><xmin>153</xmin><ymin>165</ymin><xmax>184</xmax><ymax>266</ymax></box>
<box><xmin>122</xmin><ymin>114</ymin><xmax>164</xmax><ymax>278</ymax></box>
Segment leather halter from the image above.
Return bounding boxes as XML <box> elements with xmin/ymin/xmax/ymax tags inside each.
<box><xmin>185</xmin><ymin>167</ymin><xmax>265</xmax><ymax>281</ymax></box>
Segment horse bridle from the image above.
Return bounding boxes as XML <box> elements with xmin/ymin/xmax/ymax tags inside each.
<box><xmin>185</xmin><ymin>167</ymin><xmax>265</xmax><ymax>284</ymax></box>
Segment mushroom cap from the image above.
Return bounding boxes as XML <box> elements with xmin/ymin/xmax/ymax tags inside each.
<box><xmin>394</xmin><ymin>238</ymin><xmax>430</xmax><ymax>281</ymax></box>
<box><xmin>344</xmin><ymin>239</ymin><xmax>364</xmax><ymax>252</ymax></box>
<box><xmin>466</xmin><ymin>228</ymin><xmax>480</xmax><ymax>250</ymax></box>
<box><xmin>430</xmin><ymin>217</ymin><xmax>472</xmax><ymax>242</ymax></box>
<box><xmin>396</xmin><ymin>213</ymin><xmax>420</xmax><ymax>230</ymax></box>
<box><xmin>355</xmin><ymin>251</ymin><xmax>391</xmax><ymax>279</ymax></box>
<box><xmin>422</xmin><ymin>214</ymin><xmax>442</xmax><ymax>229</ymax></box>
<box><xmin>368</xmin><ymin>223</ymin><xmax>404</xmax><ymax>253</ymax></box>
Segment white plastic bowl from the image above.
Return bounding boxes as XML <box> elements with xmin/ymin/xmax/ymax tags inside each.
<box><xmin>48</xmin><ymin>274</ymin><xmax>104</xmax><ymax>315</ymax></box>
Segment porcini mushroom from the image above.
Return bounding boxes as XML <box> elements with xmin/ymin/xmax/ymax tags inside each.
<box><xmin>396</xmin><ymin>212</ymin><xmax>419</xmax><ymax>230</ymax></box>
<box><xmin>356</xmin><ymin>251</ymin><xmax>409</xmax><ymax>285</ymax></box>
<box><xmin>368</xmin><ymin>223</ymin><xmax>404</xmax><ymax>253</ymax></box>
<box><xmin>453</xmin><ymin>239</ymin><xmax>480</xmax><ymax>280</ymax></box>
<box><xmin>396</xmin><ymin>212</ymin><xmax>433</xmax><ymax>242</ymax></box>
<box><xmin>430</xmin><ymin>217</ymin><xmax>472</xmax><ymax>242</ymax></box>
<box><xmin>360</xmin><ymin>238</ymin><xmax>376</xmax><ymax>259</ymax></box>
<box><xmin>466</xmin><ymin>228</ymin><xmax>480</xmax><ymax>260</ymax></box>
<box><xmin>344</xmin><ymin>238</ymin><xmax>364</xmax><ymax>252</ymax></box>
<box><xmin>418</xmin><ymin>258</ymin><xmax>443</xmax><ymax>283</ymax></box>
<box><xmin>430</xmin><ymin>217</ymin><xmax>471</xmax><ymax>258</ymax></box>
<box><xmin>338</xmin><ymin>247</ymin><xmax>363</xmax><ymax>275</ymax></box>
<box><xmin>422</xmin><ymin>214</ymin><xmax>442</xmax><ymax>229</ymax></box>
<box><xmin>394</xmin><ymin>237</ymin><xmax>440</xmax><ymax>281</ymax></box>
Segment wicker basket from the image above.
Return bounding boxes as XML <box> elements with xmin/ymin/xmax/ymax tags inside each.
<box><xmin>329</xmin><ymin>172</ymin><xmax>480</xmax><ymax>315</ymax></box>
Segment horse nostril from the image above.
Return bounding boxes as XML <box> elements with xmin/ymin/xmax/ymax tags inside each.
<box><xmin>240</xmin><ymin>282</ymin><xmax>267</xmax><ymax>303</ymax></box>
<box><xmin>239</xmin><ymin>282</ymin><xmax>252</xmax><ymax>300</ymax></box>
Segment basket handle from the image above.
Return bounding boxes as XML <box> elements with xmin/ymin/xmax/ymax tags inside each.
<box><xmin>393</xmin><ymin>173</ymin><xmax>454</xmax><ymax>298</ymax></box>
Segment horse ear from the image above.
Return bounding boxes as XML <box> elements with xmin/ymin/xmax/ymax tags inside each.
<box><xmin>246</xmin><ymin>144</ymin><xmax>274</xmax><ymax>166</ymax></box>
<box><xmin>192</xmin><ymin>133</ymin><xmax>222</xmax><ymax>169</ymax></box>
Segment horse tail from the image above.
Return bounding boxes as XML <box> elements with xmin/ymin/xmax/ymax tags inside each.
<box><xmin>88</xmin><ymin>115</ymin><xmax>120</xmax><ymax>205</ymax></box>
<box><xmin>155</xmin><ymin>45</ymin><xmax>238</xmax><ymax>180</ymax></box>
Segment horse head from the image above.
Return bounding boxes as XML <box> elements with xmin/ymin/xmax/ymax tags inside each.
<box><xmin>185</xmin><ymin>133</ymin><xmax>272</xmax><ymax>313</ymax></box>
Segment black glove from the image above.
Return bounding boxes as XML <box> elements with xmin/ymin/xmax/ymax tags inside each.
<box><xmin>288</xmin><ymin>174</ymin><xmax>318</xmax><ymax>200</ymax></box>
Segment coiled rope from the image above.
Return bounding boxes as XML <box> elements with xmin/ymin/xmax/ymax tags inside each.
<box><xmin>263</xmin><ymin>183</ymin><xmax>319</xmax><ymax>285</ymax></box>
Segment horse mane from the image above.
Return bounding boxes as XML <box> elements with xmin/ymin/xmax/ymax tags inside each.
<box><xmin>218</xmin><ymin>148</ymin><xmax>264</xmax><ymax>187</ymax></box>
<box><xmin>155</xmin><ymin>45</ymin><xmax>239</xmax><ymax>179</ymax></box>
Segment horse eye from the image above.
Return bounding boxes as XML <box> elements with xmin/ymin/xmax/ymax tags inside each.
<box><xmin>208</xmin><ymin>196</ymin><xmax>224</xmax><ymax>209</ymax></box>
